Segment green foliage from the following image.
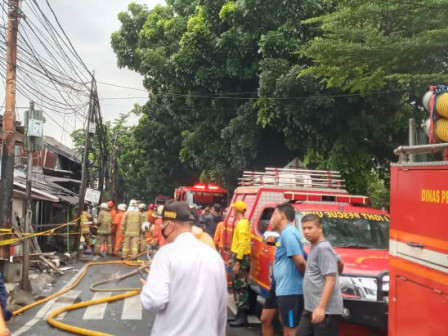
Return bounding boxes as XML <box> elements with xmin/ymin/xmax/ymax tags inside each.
<box><xmin>366</xmin><ymin>169</ymin><xmax>389</xmax><ymax>209</ymax></box>
<box><xmin>301</xmin><ymin>0</ymin><xmax>448</xmax><ymax>93</ymax></box>
<box><xmin>108</xmin><ymin>0</ymin><xmax>423</xmax><ymax>202</ymax></box>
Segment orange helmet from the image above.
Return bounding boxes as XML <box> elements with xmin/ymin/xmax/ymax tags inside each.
<box><xmin>107</xmin><ymin>201</ymin><xmax>114</xmax><ymax>208</ymax></box>
<box><xmin>148</xmin><ymin>203</ymin><xmax>155</xmax><ymax>210</ymax></box>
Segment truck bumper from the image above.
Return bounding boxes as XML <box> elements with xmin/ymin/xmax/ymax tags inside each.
<box><xmin>342</xmin><ymin>298</ymin><xmax>388</xmax><ymax>330</ymax></box>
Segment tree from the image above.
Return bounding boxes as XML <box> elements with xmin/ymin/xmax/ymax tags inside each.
<box><xmin>109</xmin><ymin>0</ymin><xmax>413</xmax><ymax>206</ymax></box>
<box><xmin>300</xmin><ymin>0</ymin><xmax>448</xmax><ymax>94</ymax></box>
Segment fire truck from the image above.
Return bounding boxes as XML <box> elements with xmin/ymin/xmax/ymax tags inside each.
<box><xmin>222</xmin><ymin>168</ymin><xmax>389</xmax><ymax>335</ymax></box>
<box><xmin>388</xmin><ymin>86</ymin><xmax>448</xmax><ymax>336</ymax></box>
<box><xmin>174</xmin><ymin>183</ymin><xmax>228</xmax><ymax>208</ymax></box>
<box><xmin>154</xmin><ymin>195</ymin><xmax>172</xmax><ymax>206</ymax></box>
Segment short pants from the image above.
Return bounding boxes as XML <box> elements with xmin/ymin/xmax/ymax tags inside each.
<box><xmin>277</xmin><ymin>294</ymin><xmax>304</xmax><ymax>328</ymax></box>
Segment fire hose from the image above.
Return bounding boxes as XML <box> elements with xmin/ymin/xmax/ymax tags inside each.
<box><xmin>12</xmin><ymin>250</ymin><xmax>151</xmax><ymax>336</ymax></box>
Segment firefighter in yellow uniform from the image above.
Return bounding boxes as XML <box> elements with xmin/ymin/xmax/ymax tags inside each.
<box><xmin>94</xmin><ymin>203</ymin><xmax>113</xmax><ymax>255</ymax></box>
<box><xmin>81</xmin><ymin>204</ymin><xmax>93</xmax><ymax>254</ymax></box>
<box><xmin>121</xmin><ymin>200</ymin><xmax>144</xmax><ymax>259</ymax></box>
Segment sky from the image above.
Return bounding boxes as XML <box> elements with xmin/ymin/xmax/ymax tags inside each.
<box><xmin>13</xmin><ymin>0</ymin><xmax>164</xmax><ymax>147</ymax></box>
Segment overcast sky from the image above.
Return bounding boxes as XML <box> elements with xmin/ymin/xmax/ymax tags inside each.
<box><xmin>14</xmin><ymin>0</ymin><xmax>164</xmax><ymax>146</ymax></box>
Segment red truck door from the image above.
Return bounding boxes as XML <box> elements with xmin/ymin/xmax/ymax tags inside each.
<box><xmin>249</xmin><ymin>207</ymin><xmax>276</xmax><ymax>293</ymax></box>
<box><xmin>390</xmin><ymin>164</ymin><xmax>448</xmax><ymax>336</ymax></box>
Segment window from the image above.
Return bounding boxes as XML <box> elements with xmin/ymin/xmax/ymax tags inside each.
<box><xmin>256</xmin><ymin>207</ymin><xmax>274</xmax><ymax>236</ymax></box>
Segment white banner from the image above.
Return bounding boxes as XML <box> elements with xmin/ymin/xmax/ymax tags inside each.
<box><xmin>85</xmin><ymin>188</ymin><xmax>101</xmax><ymax>204</ymax></box>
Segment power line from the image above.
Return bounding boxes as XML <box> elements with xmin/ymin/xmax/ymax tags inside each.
<box><xmin>97</xmin><ymin>89</ymin><xmax>406</xmax><ymax>101</ymax></box>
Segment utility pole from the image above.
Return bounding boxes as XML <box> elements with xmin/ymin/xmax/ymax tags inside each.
<box><xmin>0</xmin><ymin>0</ymin><xmax>20</xmax><ymax>260</ymax></box>
<box><xmin>21</xmin><ymin>102</ymin><xmax>34</xmax><ymax>290</ymax></box>
<box><xmin>110</xmin><ymin>133</ymin><xmax>118</xmax><ymax>203</ymax></box>
<box><xmin>74</xmin><ymin>74</ymin><xmax>95</xmax><ymax>251</ymax></box>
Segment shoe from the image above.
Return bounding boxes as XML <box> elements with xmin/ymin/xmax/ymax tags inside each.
<box><xmin>229</xmin><ymin>311</ymin><xmax>248</xmax><ymax>327</ymax></box>
<box><xmin>227</xmin><ymin>310</ymin><xmax>240</xmax><ymax>322</ymax></box>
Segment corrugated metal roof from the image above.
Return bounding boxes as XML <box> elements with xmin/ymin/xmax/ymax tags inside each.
<box><xmin>13</xmin><ymin>169</ymin><xmax>79</xmax><ymax>204</ymax></box>
<box><xmin>44</xmin><ymin>136</ymin><xmax>82</xmax><ymax>163</ymax></box>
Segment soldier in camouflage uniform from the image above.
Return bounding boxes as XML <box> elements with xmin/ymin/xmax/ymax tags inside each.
<box><xmin>94</xmin><ymin>203</ymin><xmax>113</xmax><ymax>255</ymax></box>
<box><xmin>121</xmin><ymin>200</ymin><xmax>144</xmax><ymax>259</ymax></box>
<box><xmin>229</xmin><ymin>200</ymin><xmax>251</xmax><ymax>327</ymax></box>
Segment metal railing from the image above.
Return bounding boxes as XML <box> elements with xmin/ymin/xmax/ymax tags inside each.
<box><xmin>238</xmin><ymin>167</ymin><xmax>346</xmax><ymax>190</ymax></box>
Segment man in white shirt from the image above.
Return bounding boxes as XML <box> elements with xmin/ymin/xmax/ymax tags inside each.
<box><xmin>140</xmin><ymin>200</ymin><xmax>227</xmax><ymax>336</ymax></box>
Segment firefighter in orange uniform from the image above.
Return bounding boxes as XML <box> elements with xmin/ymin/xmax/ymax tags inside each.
<box><xmin>81</xmin><ymin>204</ymin><xmax>93</xmax><ymax>254</ymax></box>
<box><xmin>152</xmin><ymin>205</ymin><xmax>167</xmax><ymax>248</ymax></box>
<box><xmin>108</xmin><ymin>201</ymin><xmax>117</xmax><ymax>219</ymax></box>
<box><xmin>147</xmin><ymin>204</ymin><xmax>156</xmax><ymax>223</ymax></box>
<box><xmin>94</xmin><ymin>203</ymin><xmax>113</xmax><ymax>255</ymax></box>
<box><xmin>113</xmin><ymin>203</ymin><xmax>127</xmax><ymax>255</ymax></box>
<box><xmin>121</xmin><ymin>200</ymin><xmax>144</xmax><ymax>259</ymax></box>
<box><xmin>108</xmin><ymin>201</ymin><xmax>117</xmax><ymax>247</ymax></box>
<box><xmin>213</xmin><ymin>220</ymin><xmax>225</xmax><ymax>252</ymax></box>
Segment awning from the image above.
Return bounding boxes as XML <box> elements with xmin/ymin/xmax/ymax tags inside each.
<box><xmin>13</xmin><ymin>181</ymin><xmax>60</xmax><ymax>202</ymax></box>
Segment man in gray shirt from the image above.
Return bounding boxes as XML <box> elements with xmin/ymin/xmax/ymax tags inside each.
<box><xmin>298</xmin><ymin>214</ymin><xmax>343</xmax><ymax>336</ymax></box>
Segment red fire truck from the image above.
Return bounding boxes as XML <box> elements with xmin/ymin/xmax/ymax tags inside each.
<box><xmin>223</xmin><ymin>168</ymin><xmax>389</xmax><ymax>335</ymax></box>
<box><xmin>174</xmin><ymin>183</ymin><xmax>229</xmax><ymax>208</ymax></box>
<box><xmin>387</xmin><ymin>86</ymin><xmax>448</xmax><ymax>336</ymax></box>
<box><xmin>389</xmin><ymin>154</ymin><xmax>448</xmax><ymax>336</ymax></box>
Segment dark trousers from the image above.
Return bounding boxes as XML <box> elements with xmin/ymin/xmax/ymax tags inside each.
<box><xmin>297</xmin><ymin>311</ymin><xmax>341</xmax><ymax>336</ymax></box>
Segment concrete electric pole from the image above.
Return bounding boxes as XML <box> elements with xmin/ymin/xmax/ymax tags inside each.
<box><xmin>0</xmin><ymin>0</ymin><xmax>20</xmax><ymax>259</ymax></box>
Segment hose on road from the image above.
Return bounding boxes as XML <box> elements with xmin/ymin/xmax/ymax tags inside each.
<box><xmin>13</xmin><ymin>255</ymin><xmax>151</xmax><ymax>336</ymax></box>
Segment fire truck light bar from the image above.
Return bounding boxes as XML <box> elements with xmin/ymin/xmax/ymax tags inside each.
<box><xmin>208</xmin><ymin>185</ymin><xmax>219</xmax><ymax>190</ymax></box>
<box><xmin>193</xmin><ymin>184</ymin><xmax>206</xmax><ymax>189</ymax></box>
<box><xmin>284</xmin><ymin>192</ymin><xmax>370</xmax><ymax>205</ymax></box>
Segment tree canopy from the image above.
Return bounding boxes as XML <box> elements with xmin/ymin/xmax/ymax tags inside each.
<box><xmin>105</xmin><ymin>0</ymin><xmax>443</xmax><ymax>207</ymax></box>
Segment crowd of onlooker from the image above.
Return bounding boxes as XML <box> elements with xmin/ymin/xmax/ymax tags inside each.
<box><xmin>139</xmin><ymin>199</ymin><xmax>343</xmax><ymax>336</ymax></box>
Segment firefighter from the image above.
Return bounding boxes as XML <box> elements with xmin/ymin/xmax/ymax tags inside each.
<box><xmin>108</xmin><ymin>201</ymin><xmax>117</xmax><ymax>220</ymax></box>
<box><xmin>152</xmin><ymin>205</ymin><xmax>167</xmax><ymax>248</ymax></box>
<box><xmin>94</xmin><ymin>203</ymin><xmax>113</xmax><ymax>255</ymax></box>
<box><xmin>121</xmin><ymin>200</ymin><xmax>144</xmax><ymax>259</ymax></box>
<box><xmin>147</xmin><ymin>203</ymin><xmax>156</xmax><ymax>224</ymax></box>
<box><xmin>113</xmin><ymin>203</ymin><xmax>127</xmax><ymax>256</ymax></box>
<box><xmin>81</xmin><ymin>204</ymin><xmax>93</xmax><ymax>254</ymax></box>
<box><xmin>228</xmin><ymin>200</ymin><xmax>251</xmax><ymax>327</ymax></box>
<box><xmin>138</xmin><ymin>203</ymin><xmax>147</xmax><ymax>214</ymax></box>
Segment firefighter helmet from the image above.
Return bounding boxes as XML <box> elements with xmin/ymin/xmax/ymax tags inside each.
<box><xmin>99</xmin><ymin>203</ymin><xmax>108</xmax><ymax>209</ymax></box>
<box><xmin>117</xmin><ymin>203</ymin><xmax>126</xmax><ymax>211</ymax></box>
<box><xmin>148</xmin><ymin>203</ymin><xmax>155</xmax><ymax>210</ymax></box>
<box><xmin>139</xmin><ymin>203</ymin><xmax>146</xmax><ymax>210</ymax></box>
<box><xmin>141</xmin><ymin>221</ymin><xmax>150</xmax><ymax>232</ymax></box>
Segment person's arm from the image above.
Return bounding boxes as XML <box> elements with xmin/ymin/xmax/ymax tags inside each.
<box><xmin>338</xmin><ymin>259</ymin><xmax>344</xmax><ymax>274</ymax></box>
<box><xmin>97</xmin><ymin>211</ymin><xmax>103</xmax><ymax>225</ymax></box>
<box><xmin>284</xmin><ymin>230</ymin><xmax>307</xmax><ymax>274</ymax></box>
<box><xmin>140</xmin><ymin>253</ymin><xmax>170</xmax><ymax>311</ymax></box>
<box><xmin>312</xmin><ymin>275</ymin><xmax>336</xmax><ymax>323</ymax></box>
<box><xmin>291</xmin><ymin>254</ymin><xmax>307</xmax><ymax>275</ymax></box>
<box><xmin>213</xmin><ymin>222</ymin><xmax>222</xmax><ymax>247</ymax></box>
<box><xmin>120</xmin><ymin>212</ymin><xmax>127</xmax><ymax>232</ymax></box>
<box><xmin>217</xmin><ymin>261</ymin><xmax>228</xmax><ymax>336</ymax></box>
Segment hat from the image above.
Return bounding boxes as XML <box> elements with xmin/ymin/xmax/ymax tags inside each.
<box><xmin>231</xmin><ymin>200</ymin><xmax>247</xmax><ymax>212</ymax></box>
<box><xmin>162</xmin><ymin>200</ymin><xmax>195</xmax><ymax>222</ymax></box>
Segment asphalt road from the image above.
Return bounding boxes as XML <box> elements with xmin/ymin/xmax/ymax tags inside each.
<box><xmin>8</xmin><ymin>255</ymin><xmax>265</xmax><ymax>336</ymax></box>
